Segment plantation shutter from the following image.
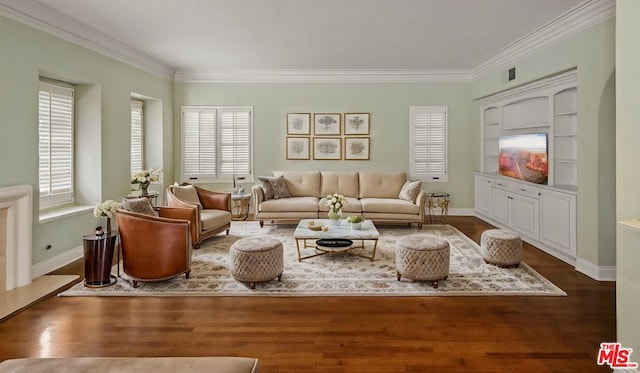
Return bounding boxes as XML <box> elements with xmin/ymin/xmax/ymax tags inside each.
<box><xmin>130</xmin><ymin>100</ymin><xmax>144</xmax><ymax>174</ymax></box>
<box><xmin>219</xmin><ymin>108</ymin><xmax>251</xmax><ymax>177</ymax></box>
<box><xmin>38</xmin><ymin>81</ymin><xmax>74</xmax><ymax>209</ymax></box>
<box><xmin>410</xmin><ymin>106</ymin><xmax>448</xmax><ymax>182</ymax></box>
<box><xmin>182</xmin><ymin>107</ymin><xmax>217</xmax><ymax>181</ymax></box>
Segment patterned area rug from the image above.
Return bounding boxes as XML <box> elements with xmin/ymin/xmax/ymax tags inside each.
<box><xmin>59</xmin><ymin>222</ymin><xmax>566</xmax><ymax>297</ymax></box>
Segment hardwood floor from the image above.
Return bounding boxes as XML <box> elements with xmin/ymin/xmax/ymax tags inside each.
<box><xmin>0</xmin><ymin>217</ymin><xmax>615</xmax><ymax>372</ymax></box>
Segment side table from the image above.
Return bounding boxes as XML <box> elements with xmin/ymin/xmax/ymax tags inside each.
<box><xmin>231</xmin><ymin>193</ymin><xmax>251</xmax><ymax>221</ymax></box>
<box><xmin>426</xmin><ymin>192</ymin><xmax>450</xmax><ymax>224</ymax></box>
<box><xmin>82</xmin><ymin>232</ymin><xmax>118</xmax><ymax>288</ymax></box>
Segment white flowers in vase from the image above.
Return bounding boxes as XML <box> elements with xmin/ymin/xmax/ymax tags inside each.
<box><xmin>93</xmin><ymin>200</ymin><xmax>121</xmax><ymax>218</ymax></box>
<box><xmin>131</xmin><ymin>167</ymin><xmax>162</xmax><ymax>187</ymax></box>
<box><xmin>326</xmin><ymin>193</ymin><xmax>347</xmax><ymax>213</ymax></box>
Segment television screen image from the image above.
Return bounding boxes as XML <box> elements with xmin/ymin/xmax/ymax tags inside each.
<box><xmin>498</xmin><ymin>133</ymin><xmax>548</xmax><ymax>184</ymax></box>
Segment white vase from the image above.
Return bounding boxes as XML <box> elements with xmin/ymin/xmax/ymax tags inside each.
<box><xmin>328</xmin><ymin>210</ymin><xmax>342</xmax><ymax>226</ymax></box>
<box><xmin>350</xmin><ymin>221</ymin><xmax>363</xmax><ymax>230</ymax></box>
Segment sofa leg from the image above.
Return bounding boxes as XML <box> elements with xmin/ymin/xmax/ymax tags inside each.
<box><xmin>226</xmin><ymin>228</ymin><xmax>230</xmax><ymax>235</ymax></box>
<box><xmin>259</xmin><ymin>220</ymin><xmax>264</xmax><ymax>228</ymax></box>
<box><xmin>132</xmin><ymin>280</ymin><xmax>139</xmax><ymax>288</ymax></box>
<box><xmin>417</xmin><ymin>223</ymin><xmax>423</xmax><ymax>229</ymax></box>
<box><xmin>185</xmin><ymin>270</ymin><xmax>191</xmax><ymax>279</ymax></box>
<box><xmin>249</xmin><ymin>282</ymin><xmax>256</xmax><ymax>290</ymax></box>
<box><xmin>193</xmin><ymin>243</ymin><xmax>200</xmax><ymax>250</ymax></box>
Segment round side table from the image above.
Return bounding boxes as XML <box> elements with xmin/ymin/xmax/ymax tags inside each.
<box><xmin>231</xmin><ymin>193</ymin><xmax>251</xmax><ymax>221</ymax></box>
<box><xmin>426</xmin><ymin>192</ymin><xmax>450</xmax><ymax>224</ymax></box>
<box><xmin>82</xmin><ymin>233</ymin><xmax>118</xmax><ymax>288</ymax></box>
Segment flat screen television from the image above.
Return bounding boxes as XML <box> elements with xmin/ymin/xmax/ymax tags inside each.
<box><xmin>498</xmin><ymin>133</ymin><xmax>548</xmax><ymax>184</ymax></box>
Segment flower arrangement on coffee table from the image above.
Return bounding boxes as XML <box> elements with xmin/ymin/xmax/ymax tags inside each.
<box><xmin>326</xmin><ymin>193</ymin><xmax>347</xmax><ymax>225</ymax></box>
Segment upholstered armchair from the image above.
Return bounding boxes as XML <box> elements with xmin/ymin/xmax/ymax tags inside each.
<box><xmin>116</xmin><ymin>202</ymin><xmax>193</xmax><ymax>288</ymax></box>
<box><xmin>166</xmin><ymin>183</ymin><xmax>232</xmax><ymax>249</ymax></box>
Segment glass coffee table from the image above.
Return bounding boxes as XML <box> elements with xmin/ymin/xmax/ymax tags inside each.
<box><xmin>293</xmin><ymin>219</ymin><xmax>380</xmax><ymax>261</ymax></box>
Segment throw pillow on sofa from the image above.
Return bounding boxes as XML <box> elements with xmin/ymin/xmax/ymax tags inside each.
<box><xmin>257</xmin><ymin>176</ymin><xmax>276</xmax><ymax>200</ymax></box>
<box><xmin>173</xmin><ymin>184</ymin><xmax>203</xmax><ymax>209</ymax></box>
<box><xmin>399</xmin><ymin>180</ymin><xmax>422</xmax><ymax>203</ymax></box>
<box><xmin>270</xmin><ymin>175</ymin><xmax>291</xmax><ymax>199</ymax></box>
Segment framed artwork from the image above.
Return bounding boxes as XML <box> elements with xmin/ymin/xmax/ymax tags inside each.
<box><xmin>286</xmin><ymin>137</ymin><xmax>310</xmax><ymax>160</ymax></box>
<box><xmin>287</xmin><ymin>113</ymin><xmax>311</xmax><ymax>135</ymax></box>
<box><xmin>313</xmin><ymin>137</ymin><xmax>342</xmax><ymax>160</ymax></box>
<box><xmin>344</xmin><ymin>137</ymin><xmax>370</xmax><ymax>160</ymax></box>
<box><xmin>313</xmin><ymin>113</ymin><xmax>341</xmax><ymax>136</ymax></box>
<box><xmin>344</xmin><ymin>113</ymin><xmax>370</xmax><ymax>135</ymax></box>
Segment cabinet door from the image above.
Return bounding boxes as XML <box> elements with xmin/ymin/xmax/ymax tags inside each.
<box><xmin>474</xmin><ymin>175</ymin><xmax>492</xmax><ymax>216</ymax></box>
<box><xmin>539</xmin><ymin>190</ymin><xmax>576</xmax><ymax>257</ymax></box>
<box><xmin>490</xmin><ymin>188</ymin><xmax>511</xmax><ymax>227</ymax></box>
<box><xmin>512</xmin><ymin>194</ymin><xmax>539</xmax><ymax>239</ymax></box>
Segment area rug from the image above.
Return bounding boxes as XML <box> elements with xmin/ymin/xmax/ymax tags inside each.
<box><xmin>59</xmin><ymin>222</ymin><xmax>566</xmax><ymax>297</ymax></box>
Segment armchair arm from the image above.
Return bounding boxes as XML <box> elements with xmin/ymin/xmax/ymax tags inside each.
<box><xmin>195</xmin><ymin>186</ymin><xmax>231</xmax><ymax>212</ymax></box>
<box><xmin>159</xmin><ymin>204</ymin><xmax>200</xmax><ymax>247</ymax></box>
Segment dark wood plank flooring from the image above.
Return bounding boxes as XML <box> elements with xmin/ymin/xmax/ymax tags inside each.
<box><xmin>0</xmin><ymin>216</ymin><xmax>615</xmax><ymax>372</ymax></box>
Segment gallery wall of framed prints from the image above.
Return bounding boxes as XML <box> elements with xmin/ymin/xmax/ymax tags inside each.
<box><xmin>286</xmin><ymin>112</ymin><xmax>370</xmax><ymax>160</ymax></box>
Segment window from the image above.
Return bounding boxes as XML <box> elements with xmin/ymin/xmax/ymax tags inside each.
<box><xmin>409</xmin><ymin>106</ymin><xmax>448</xmax><ymax>182</ymax></box>
<box><xmin>181</xmin><ymin>106</ymin><xmax>252</xmax><ymax>182</ymax></box>
<box><xmin>38</xmin><ymin>80</ymin><xmax>74</xmax><ymax>209</ymax></box>
<box><xmin>130</xmin><ymin>100</ymin><xmax>144</xmax><ymax>174</ymax></box>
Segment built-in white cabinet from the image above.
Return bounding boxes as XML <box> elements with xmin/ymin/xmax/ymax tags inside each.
<box><xmin>539</xmin><ymin>188</ymin><xmax>577</xmax><ymax>260</ymax></box>
<box><xmin>473</xmin><ymin>172</ymin><xmax>576</xmax><ymax>265</ymax></box>
<box><xmin>473</xmin><ymin>174</ymin><xmax>492</xmax><ymax>216</ymax></box>
<box><xmin>553</xmin><ymin>88</ymin><xmax>578</xmax><ymax>189</ymax></box>
<box><xmin>482</xmin><ymin>107</ymin><xmax>500</xmax><ymax>173</ymax></box>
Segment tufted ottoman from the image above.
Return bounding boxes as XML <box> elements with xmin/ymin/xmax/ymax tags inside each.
<box><xmin>230</xmin><ymin>236</ymin><xmax>284</xmax><ymax>289</ymax></box>
<box><xmin>480</xmin><ymin>229</ymin><xmax>522</xmax><ymax>268</ymax></box>
<box><xmin>395</xmin><ymin>234</ymin><xmax>450</xmax><ymax>288</ymax></box>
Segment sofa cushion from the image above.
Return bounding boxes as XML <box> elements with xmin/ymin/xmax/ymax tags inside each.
<box><xmin>360</xmin><ymin>198</ymin><xmax>420</xmax><ymax>214</ymax></box>
<box><xmin>270</xmin><ymin>175</ymin><xmax>291</xmax><ymax>199</ymax></box>
<box><xmin>121</xmin><ymin>197</ymin><xmax>157</xmax><ymax>216</ymax></box>
<box><xmin>398</xmin><ymin>180</ymin><xmax>423</xmax><ymax>203</ymax></box>
<box><xmin>358</xmin><ymin>172</ymin><xmax>407</xmax><ymax>199</ymax></box>
<box><xmin>257</xmin><ymin>176</ymin><xmax>276</xmax><ymax>200</ymax></box>
<box><xmin>320</xmin><ymin>172</ymin><xmax>359</xmax><ymax>198</ymax></box>
<box><xmin>318</xmin><ymin>196</ymin><xmax>362</xmax><ymax>213</ymax></box>
<box><xmin>173</xmin><ymin>185</ymin><xmax>203</xmax><ymax>209</ymax></box>
<box><xmin>273</xmin><ymin>171</ymin><xmax>321</xmax><ymax>197</ymax></box>
<box><xmin>259</xmin><ymin>196</ymin><xmax>319</xmax><ymax>212</ymax></box>
<box><xmin>200</xmin><ymin>209</ymin><xmax>232</xmax><ymax>231</ymax></box>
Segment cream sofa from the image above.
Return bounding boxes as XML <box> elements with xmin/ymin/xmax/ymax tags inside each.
<box><xmin>252</xmin><ymin>171</ymin><xmax>426</xmax><ymax>228</ymax></box>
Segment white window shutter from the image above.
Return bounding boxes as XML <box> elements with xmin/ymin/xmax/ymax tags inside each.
<box><xmin>410</xmin><ymin>106</ymin><xmax>448</xmax><ymax>182</ymax></box>
<box><xmin>130</xmin><ymin>100</ymin><xmax>144</xmax><ymax>174</ymax></box>
<box><xmin>39</xmin><ymin>81</ymin><xmax>74</xmax><ymax>209</ymax></box>
<box><xmin>181</xmin><ymin>106</ymin><xmax>252</xmax><ymax>183</ymax></box>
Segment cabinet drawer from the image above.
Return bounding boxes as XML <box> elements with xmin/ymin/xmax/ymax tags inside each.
<box><xmin>491</xmin><ymin>179</ymin><xmax>511</xmax><ymax>191</ymax></box>
<box><xmin>510</xmin><ymin>184</ymin><xmax>540</xmax><ymax>198</ymax></box>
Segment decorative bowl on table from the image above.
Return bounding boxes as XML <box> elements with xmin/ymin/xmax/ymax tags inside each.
<box><xmin>307</xmin><ymin>221</ymin><xmax>323</xmax><ymax>231</ymax></box>
<box><xmin>347</xmin><ymin>215</ymin><xmax>365</xmax><ymax>230</ymax></box>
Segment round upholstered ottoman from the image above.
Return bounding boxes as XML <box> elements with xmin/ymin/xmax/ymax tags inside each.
<box><xmin>480</xmin><ymin>229</ymin><xmax>522</xmax><ymax>268</ymax></box>
<box><xmin>395</xmin><ymin>234</ymin><xmax>450</xmax><ymax>288</ymax></box>
<box><xmin>229</xmin><ymin>236</ymin><xmax>284</xmax><ymax>289</ymax></box>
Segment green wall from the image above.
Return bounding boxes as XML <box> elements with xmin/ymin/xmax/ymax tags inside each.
<box><xmin>616</xmin><ymin>0</ymin><xmax>640</xmax><ymax>357</ymax></box>
<box><xmin>471</xmin><ymin>18</ymin><xmax>617</xmax><ymax>268</ymax></box>
<box><xmin>173</xmin><ymin>82</ymin><xmax>477</xmax><ymax>208</ymax></box>
<box><xmin>0</xmin><ymin>15</ymin><xmax>173</xmax><ymax>265</ymax></box>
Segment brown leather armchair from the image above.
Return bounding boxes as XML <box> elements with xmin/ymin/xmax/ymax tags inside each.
<box><xmin>167</xmin><ymin>183</ymin><xmax>232</xmax><ymax>249</ymax></box>
<box><xmin>116</xmin><ymin>207</ymin><xmax>193</xmax><ymax>288</ymax></box>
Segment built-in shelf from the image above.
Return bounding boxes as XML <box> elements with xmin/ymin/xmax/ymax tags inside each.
<box><xmin>619</xmin><ymin>219</ymin><xmax>640</xmax><ymax>231</ymax></box>
<box><xmin>554</xmin><ymin>111</ymin><xmax>577</xmax><ymax>117</ymax></box>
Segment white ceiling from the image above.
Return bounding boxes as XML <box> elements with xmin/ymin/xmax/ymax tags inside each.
<box><xmin>0</xmin><ymin>0</ymin><xmax>616</xmax><ymax>80</ymax></box>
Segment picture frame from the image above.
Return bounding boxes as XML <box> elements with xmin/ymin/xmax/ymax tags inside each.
<box><xmin>344</xmin><ymin>137</ymin><xmax>370</xmax><ymax>160</ymax></box>
<box><xmin>286</xmin><ymin>113</ymin><xmax>311</xmax><ymax>135</ymax></box>
<box><xmin>286</xmin><ymin>137</ymin><xmax>310</xmax><ymax>160</ymax></box>
<box><xmin>313</xmin><ymin>113</ymin><xmax>341</xmax><ymax>136</ymax></box>
<box><xmin>344</xmin><ymin>113</ymin><xmax>370</xmax><ymax>135</ymax></box>
<box><xmin>313</xmin><ymin>137</ymin><xmax>342</xmax><ymax>160</ymax></box>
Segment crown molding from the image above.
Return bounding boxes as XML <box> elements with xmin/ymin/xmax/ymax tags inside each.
<box><xmin>174</xmin><ymin>69</ymin><xmax>472</xmax><ymax>83</ymax></box>
<box><xmin>469</xmin><ymin>0</ymin><xmax>616</xmax><ymax>80</ymax></box>
<box><xmin>0</xmin><ymin>0</ymin><xmax>175</xmax><ymax>80</ymax></box>
<box><xmin>0</xmin><ymin>0</ymin><xmax>614</xmax><ymax>84</ymax></box>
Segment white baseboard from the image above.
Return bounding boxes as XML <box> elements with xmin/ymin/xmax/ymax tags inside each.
<box><xmin>575</xmin><ymin>257</ymin><xmax>616</xmax><ymax>282</ymax></box>
<box><xmin>31</xmin><ymin>245</ymin><xmax>84</xmax><ymax>278</ymax></box>
<box><xmin>448</xmin><ymin>208</ymin><xmax>474</xmax><ymax>216</ymax></box>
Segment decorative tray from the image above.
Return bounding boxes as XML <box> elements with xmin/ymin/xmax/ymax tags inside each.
<box><xmin>307</xmin><ymin>224</ymin><xmax>322</xmax><ymax>231</ymax></box>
